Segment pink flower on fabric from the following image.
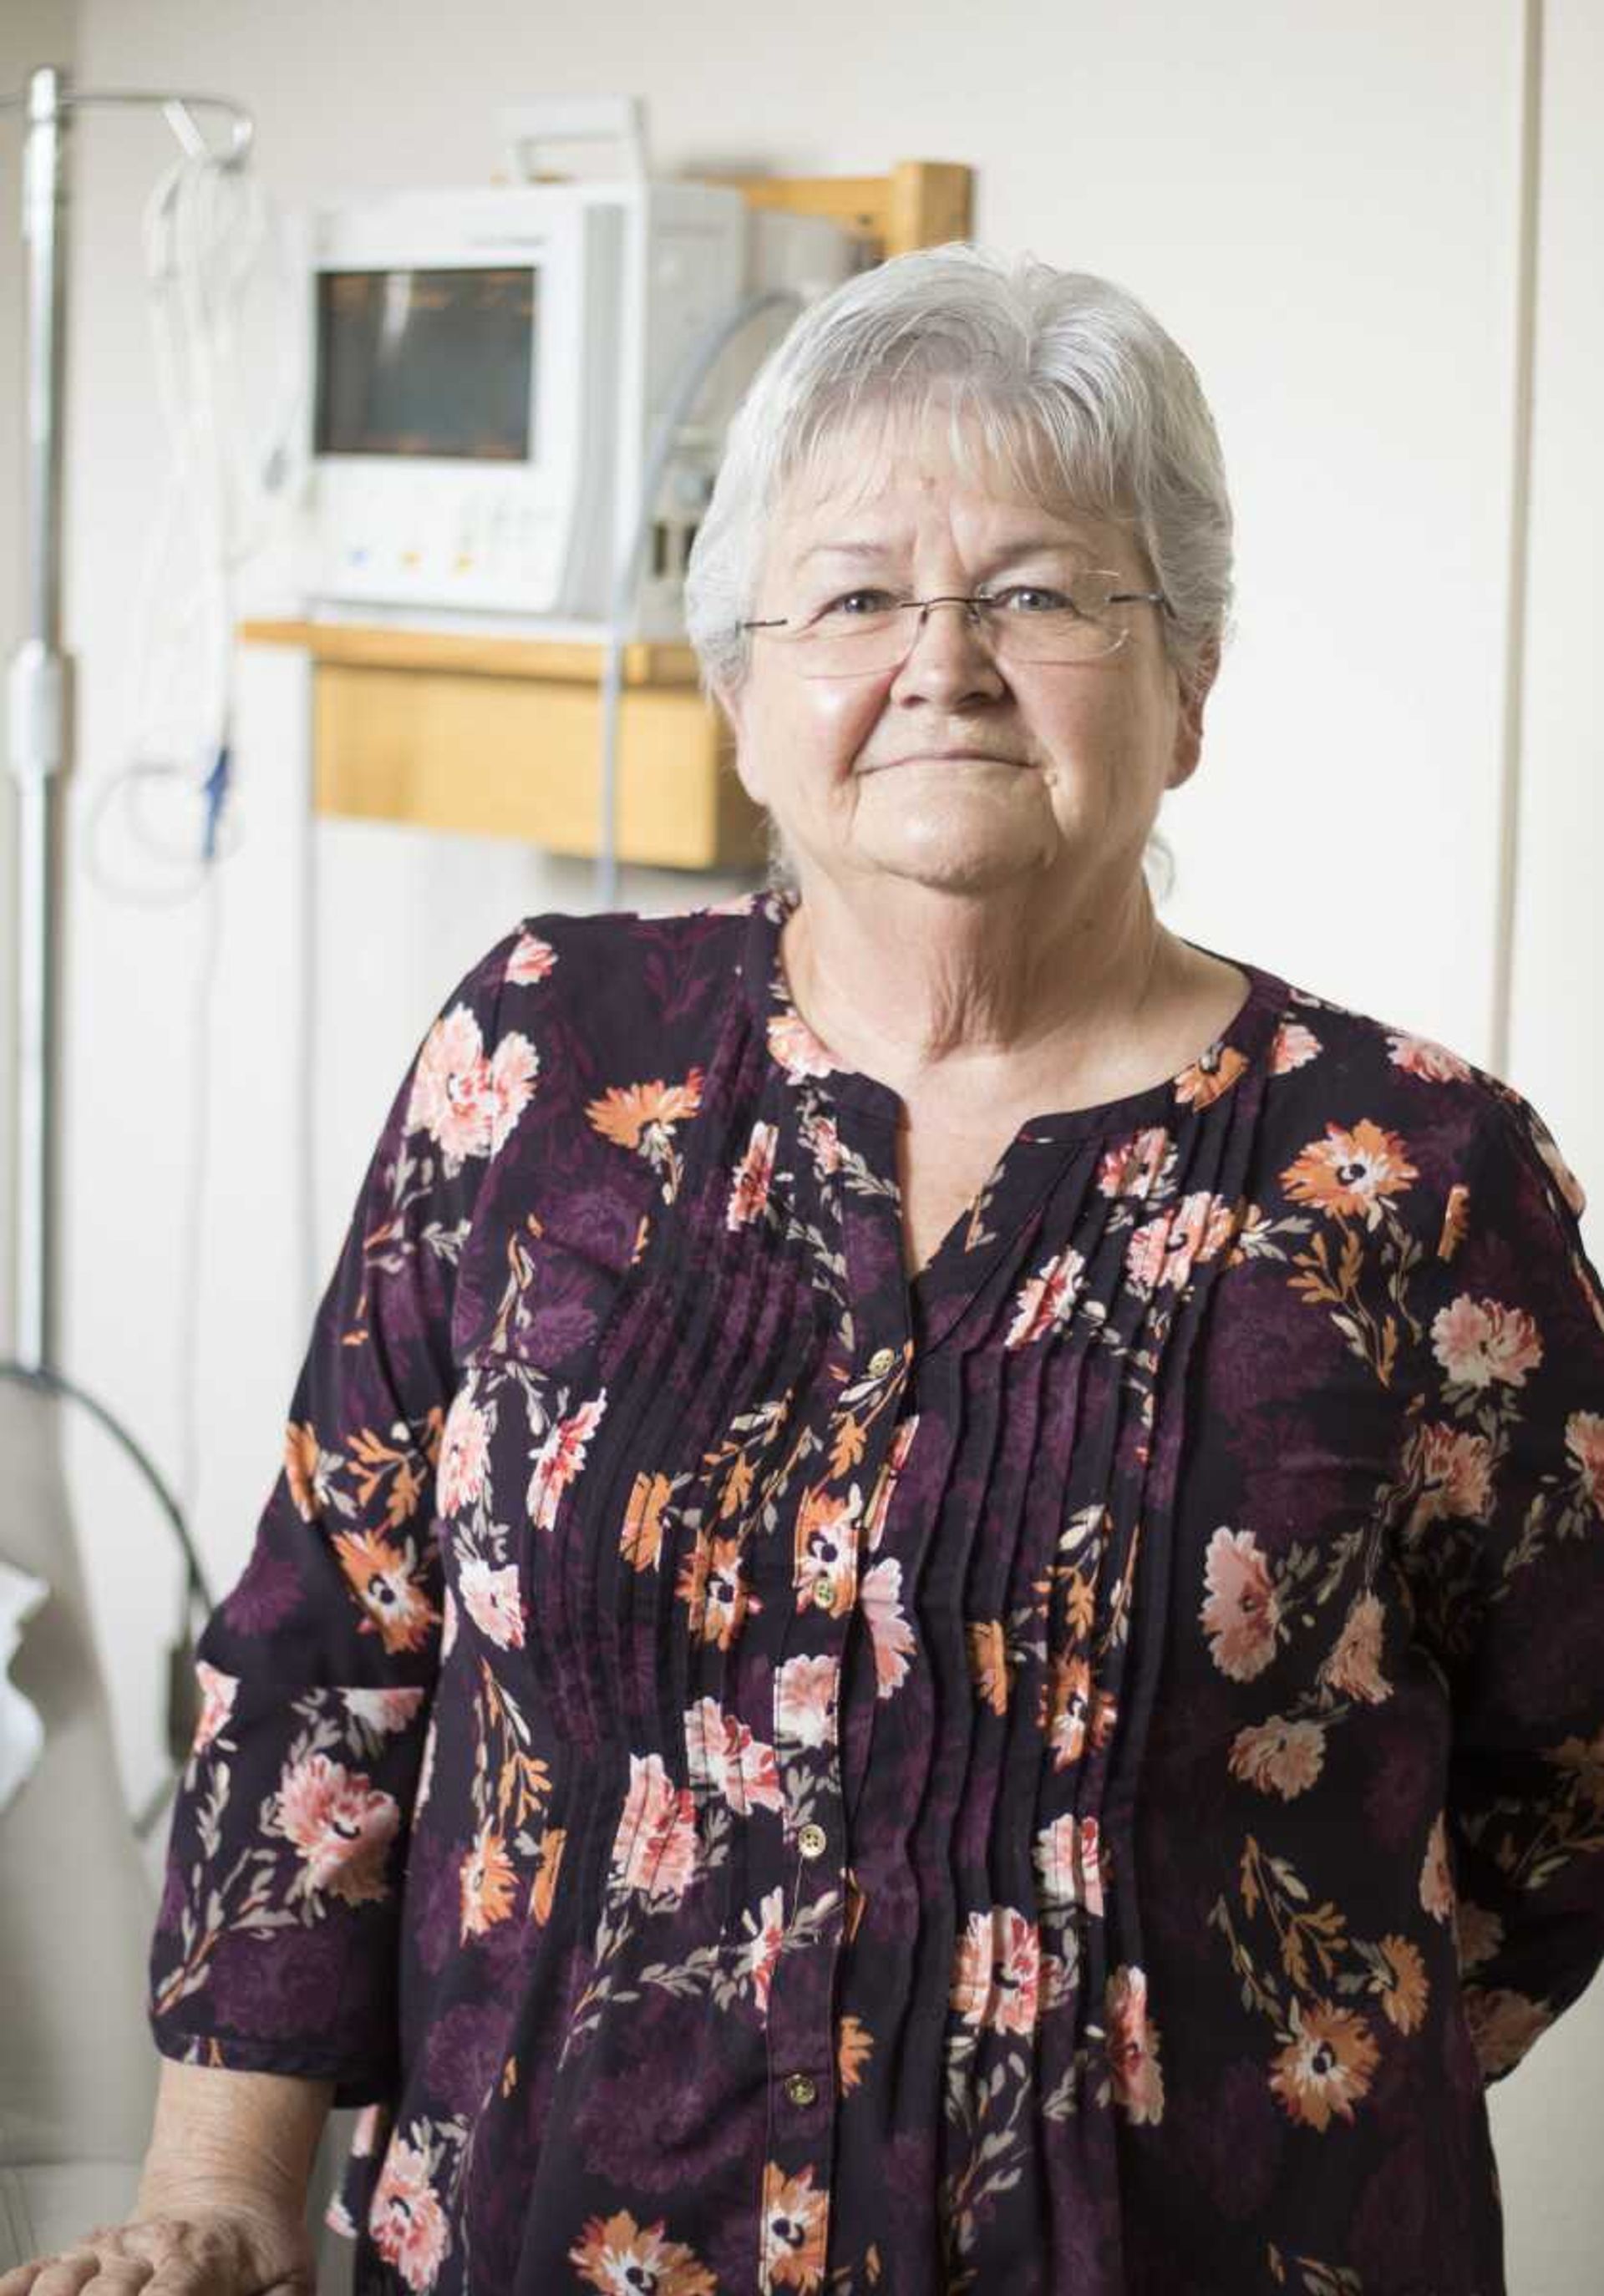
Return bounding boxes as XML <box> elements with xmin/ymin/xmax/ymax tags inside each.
<box><xmin>1567</xmin><ymin>1412</ymin><xmax>1604</xmax><ymax>1515</ymax></box>
<box><xmin>733</xmin><ymin>1885</ymin><xmax>786</xmax><ymax>2014</ymax></box>
<box><xmin>527</xmin><ymin>1393</ymin><xmax>608</xmax><ymax>1532</ymax></box>
<box><xmin>860</xmin><ymin>1556</ymin><xmax>916</xmax><ymax>1698</ymax></box>
<box><xmin>1400</xmin><ymin>1423</ymin><xmax>1495</xmax><ymax>1538</ymax></box>
<box><xmin>683</xmin><ymin>1696</ymin><xmax>784</xmax><ymax>1815</ymax></box>
<box><xmin>274</xmin><ymin>1752</ymin><xmax>399</xmax><ymax>1904</ymax></box>
<box><xmin>191</xmin><ymin>1661</ymin><xmax>238</xmax><ymax>1754</ymax></box>
<box><xmin>1106</xmin><ymin>1964</ymin><xmax>1165</xmax><ymax>2124</ymax></box>
<box><xmin>505</xmin><ymin>932</ymin><xmax>557</xmax><ymax>986</ymax></box>
<box><xmin>611</xmin><ymin>1751</ymin><xmax>700</xmax><ymax>1905</ymax></box>
<box><xmin>1269</xmin><ymin>1021</ymin><xmax>1322</xmax><ymax>1075</ymax></box>
<box><xmin>1200</xmin><ymin>1526</ymin><xmax>1282</xmax><ymax>1680</ymax></box>
<box><xmin>1388</xmin><ymin>1031</ymin><xmax>1472</xmax><ymax>1082</ymax></box>
<box><xmin>368</xmin><ymin>2133</ymin><xmax>449</xmax><ymax>2290</ymax></box>
<box><xmin>950</xmin><ymin>1906</ymin><xmax>1042</xmax><ymax>2035</ymax></box>
<box><xmin>773</xmin><ymin>1654</ymin><xmax>840</xmax><ymax>1750</ymax></box>
<box><xmin>767</xmin><ymin>1009</ymin><xmax>835</xmax><ymax>1082</ymax></box>
<box><xmin>1319</xmin><ymin>1592</ymin><xmax>1392</xmax><ymax>1705</ymax></box>
<box><xmin>1096</xmin><ymin>1127</ymin><xmax>1171</xmax><ymax>1199</ymax></box>
<box><xmin>458</xmin><ymin>1558</ymin><xmax>525</xmax><ymax>1650</ymax></box>
<box><xmin>1431</xmin><ymin>1295</ymin><xmax>1543</xmax><ymax>1389</ymax></box>
<box><xmin>1419</xmin><ymin>1811</ymin><xmax>1456</xmax><ymax>1922</ymax></box>
<box><xmin>1228</xmin><ymin>1716</ymin><xmax>1327</xmax><ymax>1798</ymax></box>
<box><xmin>1125</xmin><ymin>1191</ymin><xmax>1236</xmax><ymax>1295</ymax></box>
<box><xmin>727</xmin><ymin>1121</ymin><xmax>779</xmax><ymax>1230</ymax></box>
<box><xmin>1033</xmin><ymin>1811</ymin><xmax>1106</xmax><ymax>1919</ymax></box>
<box><xmin>1006</xmin><ymin>1246</ymin><xmax>1086</xmax><ymax>1348</ymax></box>
<box><xmin>340</xmin><ymin>1687</ymin><xmax>426</xmax><ymax>1736</ymax></box>
<box><xmin>406</xmin><ymin>1006</ymin><xmax>537</xmax><ymax>1173</ymax></box>
<box><xmin>438</xmin><ymin>1388</ymin><xmax>490</xmax><ymax>1516</ymax></box>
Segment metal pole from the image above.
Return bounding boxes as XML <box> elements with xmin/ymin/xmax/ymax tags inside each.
<box><xmin>6</xmin><ymin>64</ymin><xmax>72</xmax><ymax>1372</ymax></box>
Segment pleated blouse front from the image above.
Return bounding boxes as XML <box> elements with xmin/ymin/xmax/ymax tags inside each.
<box><xmin>149</xmin><ymin>891</ymin><xmax>1604</xmax><ymax>2295</ymax></box>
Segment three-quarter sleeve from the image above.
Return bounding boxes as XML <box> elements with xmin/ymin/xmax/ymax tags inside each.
<box><xmin>148</xmin><ymin>925</ymin><xmax>532</xmax><ymax>2104</ymax></box>
<box><xmin>1395</xmin><ymin>1077</ymin><xmax>1604</xmax><ymax>2085</ymax></box>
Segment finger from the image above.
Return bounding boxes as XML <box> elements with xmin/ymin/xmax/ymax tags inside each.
<box><xmin>20</xmin><ymin>2256</ymin><xmax>108</xmax><ymax>2296</ymax></box>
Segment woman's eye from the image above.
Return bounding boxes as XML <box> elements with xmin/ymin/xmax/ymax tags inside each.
<box><xmin>990</xmin><ymin>584</ymin><xmax>1074</xmax><ymax>615</ymax></box>
<box><xmin>820</xmin><ymin>587</ymin><xmax>896</xmax><ymax>617</ymax></box>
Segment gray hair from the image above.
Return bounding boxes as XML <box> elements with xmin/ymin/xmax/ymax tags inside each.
<box><xmin>683</xmin><ymin>242</ymin><xmax>1231</xmax><ymax>903</ymax></box>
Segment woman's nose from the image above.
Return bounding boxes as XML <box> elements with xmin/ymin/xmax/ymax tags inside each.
<box><xmin>887</xmin><ymin>598</ymin><xmax>1008</xmax><ymax>705</ymax></box>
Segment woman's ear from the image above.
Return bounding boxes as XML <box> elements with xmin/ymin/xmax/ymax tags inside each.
<box><xmin>1168</xmin><ymin>642</ymin><xmax>1220</xmax><ymax>790</ymax></box>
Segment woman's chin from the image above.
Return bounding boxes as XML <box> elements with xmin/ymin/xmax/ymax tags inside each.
<box><xmin>850</xmin><ymin>786</ymin><xmax>1056</xmax><ymax>894</ymax></box>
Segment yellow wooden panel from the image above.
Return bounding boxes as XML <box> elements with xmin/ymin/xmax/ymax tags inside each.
<box><xmin>241</xmin><ymin>619</ymin><xmax>698</xmax><ymax>686</ymax></box>
<box><xmin>312</xmin><ymin>664</ymin><xmax>766</xmax><ymax>871</ymax></box>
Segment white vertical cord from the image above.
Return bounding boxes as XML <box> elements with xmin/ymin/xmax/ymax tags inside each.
<box><xmin>1491</xmin><ymin>0</ymin><xmax>1544</xmax><ymax>1077</ymax></box>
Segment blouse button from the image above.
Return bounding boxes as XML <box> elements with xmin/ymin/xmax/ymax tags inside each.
<box><xmin>810</xmin><ymin>1579</ymin><xmax>835</xmax><ymax>1611</ymax></box>
<box><xmin>784</xmin><ymin>2071</ymin><xmax>819</xmax><ymax>2107</ymax></box>
<box><xmin>798</xmin><ymin>1822</ymin><xmax>828</xmax><ymax>1858</ymax></box>
<box><xmin>868</xmin><ymin>1346</ymin><xmax>897</xmax><ymax>1376</ymax></box>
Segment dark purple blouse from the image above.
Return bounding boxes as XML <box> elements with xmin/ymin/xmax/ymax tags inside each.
<box><xmin>149</xmin><ymin>891</ymin><xmax>1604</xmax><ymax>2295</ymax></box>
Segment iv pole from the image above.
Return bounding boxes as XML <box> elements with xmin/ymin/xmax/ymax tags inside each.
<box><xmin>4</xmin><ymin>64</ymin><xmax>253</xmax><ymax>1373</ymax></box>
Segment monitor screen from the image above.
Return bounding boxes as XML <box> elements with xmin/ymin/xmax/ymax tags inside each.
<box><xmin>314</xmin><ymin>266</ymin><xmax>537</xmax><ymax>461</ymax></box>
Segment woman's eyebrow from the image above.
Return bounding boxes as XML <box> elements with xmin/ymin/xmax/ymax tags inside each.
<box><xmin>794</xmin><ymin>535</ymin><xmax>1092</xmax><ymax>567</ymax></box>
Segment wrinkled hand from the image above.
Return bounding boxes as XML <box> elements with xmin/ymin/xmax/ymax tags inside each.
<box><xmin>0</xmin><ymin>2202</ymin><xmax>317</xmax><ymax>2295</ymax></box>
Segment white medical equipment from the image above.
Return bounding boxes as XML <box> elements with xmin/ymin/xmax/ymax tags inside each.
<box><xmin>302</xmin><ymin>98</ymin><xmax>862</xmax><ymax>637</ymax></box>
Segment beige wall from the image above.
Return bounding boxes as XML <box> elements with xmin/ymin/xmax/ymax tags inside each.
<box><xmin>4</xmin><ymin>0</ymin><xmax>1600</xmax><ymax>2284</ymax></box>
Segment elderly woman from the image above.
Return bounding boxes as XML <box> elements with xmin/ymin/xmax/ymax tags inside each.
<box><xmin>10</xmin><ymin>243</ymin><xmax>1604</xmax><ymax>2296</ymax></box>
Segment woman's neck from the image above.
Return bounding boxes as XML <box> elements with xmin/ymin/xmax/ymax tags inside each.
<box><xmin>778</xmin><ymin>871</ymin><xmax>1190</xmax><ymax>1118</ymax></box>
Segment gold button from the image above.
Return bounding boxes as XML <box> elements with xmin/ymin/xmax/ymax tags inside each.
<box><xmin>784</xmin><ymin>2071</ymin><xmax>819</xmax><ymax>2107</ymax></box>
<box><xmin>810</xmin><ymin>1578</ymin><xmax>835</xmax><ymax>1611</ymax></box>
<box><xmin>868</xmin><ymin>1346</ymin><xmax>896</xmax><ymax>1376</ymax></box>
<box><xmin>798</xmin><ymin>1822</ymin><xmax>827</xmax><ymax>1858</ymax></box>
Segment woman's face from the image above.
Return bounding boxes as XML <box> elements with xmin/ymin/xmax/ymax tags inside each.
<box><xmin>720</xmin><ymin>406</ymin><xmax>1211</xmax><ymax>911</ymax></box>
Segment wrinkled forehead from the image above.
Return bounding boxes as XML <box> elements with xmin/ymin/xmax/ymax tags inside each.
<box><xmin>766</xmin><ymin>393</ymin><xmax>1135</xmax><ymax>565</ymax></box>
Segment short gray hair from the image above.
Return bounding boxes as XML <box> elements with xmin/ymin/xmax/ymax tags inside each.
<box><xmin>683</xmin><ymin>241</ymin><xmax>1234</xmax><ymax>712</ymax></box>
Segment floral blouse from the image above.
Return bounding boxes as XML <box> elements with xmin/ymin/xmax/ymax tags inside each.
<box><xmin>148</xmin><ymin>890</ymin><xmax>1604</xmax><ymax>2296</ymax></box>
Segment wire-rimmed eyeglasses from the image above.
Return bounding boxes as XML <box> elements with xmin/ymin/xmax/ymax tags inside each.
<box><xmin>738</xmin><ymin>575</ymin><xmax>1171</xmax><ymax>677</ymax></box>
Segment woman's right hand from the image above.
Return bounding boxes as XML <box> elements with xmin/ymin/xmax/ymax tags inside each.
<box><xmin>0</xmin><ymin>2199</ymin><xmax>317</xmax><ymax>2294</ymax></box>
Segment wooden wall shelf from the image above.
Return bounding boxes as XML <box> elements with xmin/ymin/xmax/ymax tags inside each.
<box><xmin>243</xmin><ymin>158</ymin><xmax>973</xmax><ymax>870</ymax></box>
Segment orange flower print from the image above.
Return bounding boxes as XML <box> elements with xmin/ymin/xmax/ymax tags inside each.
<box><xmin>1269</xmin><ymin>1020</ymin><xmax>1322</xmax><ymax>1075</ymax></box>
<box><xmin>761</xmin><ymin>2162</ymin><xmax>830</xmax><ymax>2292</ymax></box>
<box><xmin>864</xmin><ymin>1414</ymin><xmax>919</xmax><ymax>1551</ymax></box>
<box><xmin>1565</xmin><ymin>1412</ymin><xmax>1604</xmax><ymax>1515</ymax></box>
<box><xmin>967</xmin><ymin>1618</ymin><xmax>1010</xmax><ymax>1715</ymax></box>
<box><xmin>460</xmin><ymin>1823</ymin><xmax>520</xmax><ymax>1939</ymax></box>
<box><xmin>728</xmin><ymin>1119</ymin><xmax>779</xmax><ymax>1229</ymax></box>
<box><xmin>1280</xmin><ymin>1119</ymin><xmax>1419</xmax><ymax>1229</ymax></box>
<box><xmin>1228</xmin><ymin>1716</ymin><xmax>1327</xmax><ymax>1799</ymax></box>
<box><xmin>1318</xmin><ymin>1592</ymin><xmax>1392</xmax><ymax>1705</ymax></box>
<box><xmin>837</xmin><ymin>2012</ymin><xmax>873</xmax><ymax>2092</ymax></box>
<box><xmin>678</xmin><ymin>1530</ymin><xmax>762</xmax><ymax>1650</ymax></box>
<box><xmin>1387</xmin><ymin>1030</ymin><xmax>1472</xmax><ymax>1083</ymax></box>
<box><xmin>1375</xmin><ymin>1934</ymin><xmax>1429</xmax><ymax>2035</ymax></box>
<box><xmin>1398</xmin><ymin>1423</ymin><xmax>1495</xmax><ymax>1539</ymax></box>
<box><xmin>1439</xmin><ymin>1181</ymin><xmax>1470</xmax><ymax>1260</ymax></box>
<box><xmin>585</xmin><ymin>1071</ymin><xmax>705</xmax><ymax>1150</ymax></box>
<box><xmin>610</xmin><ymin>1751</ymin><xmax>700</xmax><ymax>1906</ymax></box>
<box><xmin>767</xmin><ymin>1007</ymin><xmax>836</xmax><ymax>1082</ymax></box>
<box><xmin>407</xmin><ymin>1005</ymin><xmax>539</xmax><ymax>1173</ymax></box>
<box><xmin>733</xmin><ymin>1884</ymin><xmax>787</xmax><ymax>2014</ymax></box>
<box><xmin>1033</xmin><ymin>1811</ymin><xmax>1107</xmax><ymax>1919</ymax></box>
<box><xmin>773</xmin><ymin>1653</ymin><xmax>839</xmax><ymax>1751</ymax></box>
<box><xmin>527</xmin><ymin>1392</ymin><xmax>608</xmax><ymax>1532</ymax></box>
<box><xmin>1106</xmin><ymin>1964</ymin><xmax>1165</xmax><ymax>2123</ymax></box>
<box><xmin>456</xmin><ymin>1556</ymin><xmax>525</xmax><ymax>1650</ymax></box>
<box><xmin>951</xmin><ymin>1906</ymin><xmax>1042</xmax><ymax>2035</ymax></box>
<box><xmin>1124</xmin><ymin>1191</ymin><xmax>1237</xmax><ymax>1294</ymax></box>
<box><xmin>332</xmin><ymin>1528</ymin><xmax>440</xmax><ymax>1655</ymax></box>
<box><xmin>1005</xmin><ymin>1244</ymin><xmax>1087</xmax><ymax>1347</ymax></box>
<box><xmin>1419</xmin><ymin>1811</ymin><xmax>1456</xmax><ymax>1922</ymax></box>
<box><xmin>368</xmin><ymin>2131</ymin><xmax>449</xmax><ymax>2290</ymax></box>
<box><xmin>505</xmin><ymin>930</ymin><xmax>556</xmax><ymax>986</ymax></box>
<box><xmin>284</xmin><ymin>1420</ymin><xmax>326</xmax><ymax>1520</ymax></box>
<box><xmin>1269</xmin><ymin>1999</ymin><xmax>1380</xmax><ymax>2131</ymax></box>
<box><xmin>1431</xmin><ymin>1294</ymin><xmax>1543</xmax><ymax>1389</ymax></box>
<box><xmin>1096</xmin><ymin>1125</ymin><xmax>1172</xmax><ymax>1199</ymax></box>
<box><xmin>437</xmin><ymin>1388</ymin><xmax>490</xmax><ymax>1516</ymax></box>
<box><xmin>683</xmin><ymin>1695</ymin><xmax>785</xmax><ymax>1816</ymax></box>
<box><xmin>860</xmin><ymin>1556</ymin><xmax>916</xmax><ymax>1699</ymax></box>
<box><xmin>190</xmin><ymin>1660</ymin><xmax>238</xmax><ymax>1755</ymax></box>
<box><xmin>1174</xmin><ymin>1043</ymin><xmax>1247</xmax><ymax>1109</ymax></box>
<box><xmin>569</xmin><ymin>2208</ymin><xmax>717</xmax><ymax>2296</ymax></box>
<box><xmin>530</xmin><ymin>1824</ymin><xmax>566</xmax><ymax>1926</ymax></box>
<box><xmin>1200</xmin><ymin>1526</ymin><xmax>1282</xmax><ymax>1681</ymax></box>
<box><xmin>1461</xmin><ymin>1986</ymin><xmax>1552</xmax><ymax>2079</ymax></box>
<box><xmin>1038</xmin><ymin>1650</ymin><xmax>1117</xmax><ymax>1770</ymax></box>
<box><xmin>274</xmin><ymin>1752</ymin><xmax>399</xmax><ymax>1905</ymax></box>
<box><xmin>621</xmin><ymin>1470</ymin><xmax>673</xmax><ymax>1572</ymax></box>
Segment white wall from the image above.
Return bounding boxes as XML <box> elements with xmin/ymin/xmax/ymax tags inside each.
<box><xmin>4</xmin><ymin>0</ymin><xmax>1599</xmax><ymax>2284</ymax></box>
